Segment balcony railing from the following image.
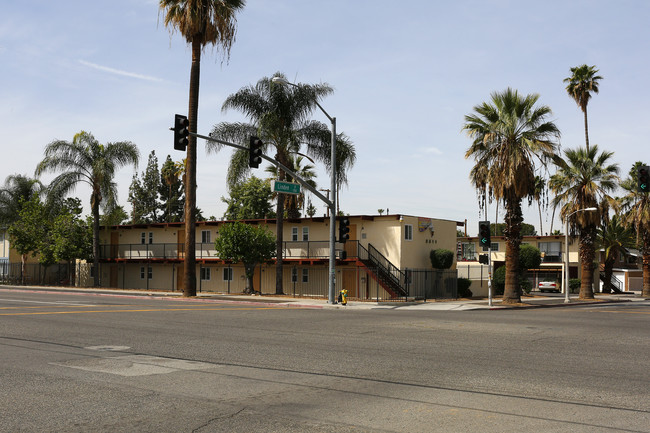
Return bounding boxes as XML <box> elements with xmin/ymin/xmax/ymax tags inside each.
<box><xmin>99</xmin><ymin>240</ymin><xmax>359</xmax><ymax>261</ymax></box>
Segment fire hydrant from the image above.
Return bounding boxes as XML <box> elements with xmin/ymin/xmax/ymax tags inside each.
<box><xmin>339</xmin><ymin>289</ymin><xmax>348</xmax><ymax>306</ymax></box>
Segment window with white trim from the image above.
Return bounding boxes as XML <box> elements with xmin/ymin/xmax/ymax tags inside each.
<box><xmin>148</xmin><ymin>232</ymin><xmax>153</xmax><ymax>244</ymax></box>
<box><xmin>302</xmin><ymin>227</ymin><xmax>309</xmax><ymax>241</ymax></box>
<box><xmin>201</xmin><ymin>230</ymin><xmax>211</xmax><ymax>244</ymax></box>
<box><xmin>405</xmin><ymin>224</ymin><xmax>413</xmax><ymax>241</ymax></box>
<box><xmin>200</xmin><ymin>267</ymin><xmax>211</xmax><ymax>281</ymax></box>
<box><xmin>141</xmin><ymin>232</ymin><xmax>146</xmax><ymax>244</ymax></box>
<box><xmin>223</xmin><ymin>267</ymin><xmax>233</xmax><ymax>281</ymax></box>
<box><xmin>302</xmin><ymin>268</ymin><xmax>309</xmax><ymax>283</ymax></box>
<box><xmin>292</xmin><ymin>227</ymin><xmax>299</xmax><ymax>241</ymax></box>
<box><xmin>140</xmin><ymin>266</ymin><xmax>152</xmax><ymax>279</ymax></box>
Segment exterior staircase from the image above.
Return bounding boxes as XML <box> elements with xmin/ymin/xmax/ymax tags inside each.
<box><xmin>357</xmin><ymin>243</ymin><xmax>408</xmax><ymax>298</ymax></box>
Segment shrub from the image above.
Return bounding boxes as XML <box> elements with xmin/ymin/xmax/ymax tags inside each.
<box><xmin>492</xmin><ymin>265</ymin><xmax>505</xmax><ymax>296</ymax></box>
<box><xmin>457</xmin><ymin>277</ymin><xmax>473</xmax><ymax>298</ymax></box>
<box><xmin>520</xmin><ymin>279</ymin><xmax>532</xmax><ymax>294</ymax></box>
<box><xmin>430</xmin><ymin>249</ymin><xmax>454</xmax><ymax>269</ymax></box>
<box><xmin>569</xmin><ymin>278</ymin><xmax>581</xmax><ymax>293</ymax></box>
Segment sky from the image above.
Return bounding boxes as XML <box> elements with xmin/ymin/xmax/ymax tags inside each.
<box><xmin>2</xmin><ymin>0</ymin><xmax>649</xmax><ymax>236</ymax></box>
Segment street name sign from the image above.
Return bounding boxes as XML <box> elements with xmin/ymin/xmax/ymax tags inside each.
<box><xmin>271</xmin><ymin>180</ymin><xmax>301</xmax><ymax>195</ymax></box>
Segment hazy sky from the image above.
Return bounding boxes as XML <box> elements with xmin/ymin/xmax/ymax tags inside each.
<box><xmin>2</xmin><ymin>0</ymin><xmax>648</xmax><ymax>235</ymax></box>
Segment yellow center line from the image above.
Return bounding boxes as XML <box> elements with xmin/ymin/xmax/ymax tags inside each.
<box><xmin>0</xmin><ymin>306</ymin><xmax>298</xmax><ymax>316</ymax></box>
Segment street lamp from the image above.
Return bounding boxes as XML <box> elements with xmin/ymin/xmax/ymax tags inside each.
<box><xmin>272</xmin><ymin>76</ymin><xmax>338</xmax><ymax>304</ymax></box>
<box><xmin>564</xmin><ymin>207</ymin><xmax>597</xmax><ymax>303</ymax></box>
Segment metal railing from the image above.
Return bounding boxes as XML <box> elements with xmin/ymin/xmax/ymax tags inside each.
<box><xmin>99</xmin><ymin>241</ymin><xmax>360</xmax><ymax>261</ymax></box>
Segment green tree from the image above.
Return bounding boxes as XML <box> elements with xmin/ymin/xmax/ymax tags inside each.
<box><xmin>463</xmin><ymin>88</ymin><xmax>560</xmax><ymax>304</ymax></box>
<box><xmin>597</xmin><ymin>215</ymin><xmax>635</xmax><ymax>293</ymax></box>
<box><xmin>35</xmin><ymin>131</ymin><xmax>139</xmax><ymax>287</ymax></box>
<box><xmin>159</xmin><ymin>155</ymin><xmax>184</xmax><ymax>223</ymax></box>
<box><xmin>8</xmin><ymin>194</ymin><xmax>48</xmax><ymax>284</ymax></box>
<box><xmin>50</xmin><ymin>198</ymin><xmax>92</xmax><ymax>285</ymax></box>
<box><xmin>208</xmin><ymin>73</ymin><xmax>356</xmax><ymax>294</ymax></box>
<box><xmin>491</xmin><ymin>222</ymin><xmax>536</xmax><ymax>236</ymax></box>
<box><xmin>101</xmin><ymin>205</ymin><xmax>129</xmax><ymax>226</ymax></box>
<box><xmin>619</xmin><ymin>162</ymin><xmax>650</xmax><ymax>297</ymax></box>
<box><xmin>221</xmin><ymin>176</ymin><xmax>275</xmax><ymax>220</ymax></box>
<box><xmin>128</xmin><ymin>151</ymin><xmax>162</xmax><ymax>223</ymax></box>
<box><xmin>549</xmin><ymin>145</ymin><xmax>619</xmax><ymax>299</ymax></box>
<box><xmin>564</xmin><ymin>64</ymin><xmax>603</xmax><ymax>152</ymax></box>
<box><xmin>519</xmin><ymin>244</ymin><xmax>541</xmax><ymax>294</ymax></box>
<box><xmin>159</xmin><ymin>0</ymin><xmax>245</xmax><ymax>297</ymax></box>
<box><xmin>214</xmin><ymin>221</ymin><xmax>276</xmax><ymax>294</ymax></box>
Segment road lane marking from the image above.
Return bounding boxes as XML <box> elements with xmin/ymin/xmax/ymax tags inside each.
<box><xmin>51</xmin><ymin>354</ymin><xmax>220</xmax><ymax>377</ymax></box>
<box><xmin>0</xmin><ymin>306</ymin><xmax>297</xmax><ymax>316</ymax></box>
<box><xmin>0</xmin><ymin>298</ymin><xmax>97</xmax><ymax>306</ymax></box>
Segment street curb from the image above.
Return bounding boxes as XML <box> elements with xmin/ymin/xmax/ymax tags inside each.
<box><xmin>488</xmin><ymin>299</ymin><xmax>632</xmax><ymax>310</ymax></box>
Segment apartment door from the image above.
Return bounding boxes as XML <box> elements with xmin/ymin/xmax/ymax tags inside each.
<box><xmin>109</xmin><ymin>265</ymin><xmax>118</xmax><ymax>288</ymax></box>
<box><xmin>110</xmin><ymin>232</ymin><xmax>119</xmax><ymax>258</ymax></box>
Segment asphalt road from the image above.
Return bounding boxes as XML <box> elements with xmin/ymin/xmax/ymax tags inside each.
<box><xmin>1</xmin><ymin>287</ymin><xmax>648</xmax><ymax>432</ymax></box>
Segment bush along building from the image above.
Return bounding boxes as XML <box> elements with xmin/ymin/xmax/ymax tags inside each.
<box><xmin>91</xmin><ymin>214</ymin><xmax>463</xmax><ymax>301</ymax></box>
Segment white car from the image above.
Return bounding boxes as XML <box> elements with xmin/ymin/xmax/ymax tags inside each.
<box><xmin>538</xmin><ymin>281</ymin><xmax>560</xmax><ymax>293</ymax></box>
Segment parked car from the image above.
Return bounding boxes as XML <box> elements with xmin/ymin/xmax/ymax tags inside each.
<box><xmin>538</xmin><ymin>281</ymin><xmax>560</xmax><ymax>293</ymax></box>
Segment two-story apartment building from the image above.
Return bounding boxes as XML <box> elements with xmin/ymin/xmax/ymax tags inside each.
<box><xmin>457</xmin><ymin>234</ymin><xmax>642</xmax><ymax>296</ymax></box>
<box><xmin>94</xmin><ymin>214</ymin><xmax>463</xmax><ymax>300</ymax></box>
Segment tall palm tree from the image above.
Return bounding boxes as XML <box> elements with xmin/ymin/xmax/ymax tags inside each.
<box><xmin>208</xmin><ymin>73</ymin><xmax>355</xmax><ymax>294</ymax></box>
<box><xmin>597</xmin><ymin>215</ymin><xmax>635</xmax><ymax>293</ymax></box>
<box><xmin>35</xmin><ymin>131</ymin><xmax>139</xmax><ymax>287</ymax></box>
<box><xmin>463</xmin><ymin>88</ymin><xmax>560</xmax><ymax>304</ymax></box>
<box><xmin>159</xmin><ymin>0</ymin><xmax>245</xmax><ymax>297</ymax></box>
<box><xmin>265</xmin><ymin>155</ymin><xmax>317</xmax><ymax>218</ymax></box>
<box><xmin>0</xmin><ymin>174</ymin><xmax>44</xmax><ymax>225</ymax></box>
<box><xmin>549</xmin><ymin>145</ymin><xmax>619</xmax><ymax>299</ymax></box>
<box><xmin>564</xmin><ymin>64</ymin><xmax>603</xmax><ymax>152</ymax></box>
<box><xmin>532</xmin><ymin>175</ymin><xmax>547</xmax><ymax>235</ymax></box>
<box><xmin>619</xmin><ymin>161</ymin><xmax>650</xmax><ymax>297</ymax></box>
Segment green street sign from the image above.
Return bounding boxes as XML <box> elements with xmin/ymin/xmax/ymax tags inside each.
<box><xmin>271</xmin><ymin>180</ymin><xmax>301</xmax><ymax>195</ymax></box>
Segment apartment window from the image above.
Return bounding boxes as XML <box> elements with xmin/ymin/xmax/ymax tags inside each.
<box><xmin>302</xmin><ymin>268</ymin><xmax>309</xmax><ymax>283</ymax></box>
<box><xmin>140</xmin><ymin>266</ymin><xmax>152</xmax><ymax>279</ymax></box>
<box><xmin>539</xmin><ymin>241</ymin><xmax>561</xmax><ymax>257</ymax></box>
<box><xmin>490</xmin><ymin>242</ymin><xmax>499</xmax><ymax>251</ymax></box>
<box><xmin>223</xmin><ymin>267</ymin><xmax>233</xmax><ymax>281</ymax></box>
<box><xmin>459</xmin><ymin>242</ymin><xmax>475</xmax><ymax>261</ymax></box>
<box><xmin>302</xmin><ymin>227</ymin><xmax>309</xmax><ymax>241</ymax></box>
<box><xmin>201</xmin><ymin>230</ymin><xmax>211</xmax><ymax>244</ymax></box>
<box><xmin>141</xmin><ymin>232</ymin><xmax>146</xmax><ymax>244</ymax></box>
<box><xmin>405</xmin><ymin>224</ymin><xmax>413</xmax><ymax>241</ymax></box>
<box><xmin>148</xmin><ymin>232</ymin><xmax>153</xmax><ymax>244</ymax></box>
<box><xmin>200</xmin><ymin>267</ymin><xmax>211</xmax><ymax>281</ymax></box>
<box><xmin>292</xmin><ymin>227</ymin><xmax>299</xmax><ymax>241</ymax></box>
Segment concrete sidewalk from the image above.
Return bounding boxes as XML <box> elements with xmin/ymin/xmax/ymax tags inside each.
<box><xmin>2</xmin><ymin>284</ymin><xmax>646</xmax><ymax>311</ymax></box>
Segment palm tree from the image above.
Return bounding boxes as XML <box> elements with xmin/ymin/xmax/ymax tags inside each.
<box><xmin>208</xmin><ymin>73</ymin><xmax>356</xmax><ymax>294</ymax></box>
<box><xmin>549</xmin><ymin>145</ymin><xmax>619</xmax><ymax>299</ymax></box>
<box><xmin>619</xmin><ymin>162</ymin><xmax>650</xmax><ymax>297</ymax></box>
<box><xmin>265</xmin><ymin>155</ymin><xmax>317</xmax><ymax>218</ymax></box>
<box><xmin>0</xmin><ymin>174</ymin><xmax>44</xmax><ymax>225</ymax></box>
<box><xmin>564</xmin><ymin>64</ymin><xmax>603</xmax><ymax>152</ymax></box>
<box><xmin>463</xmin><ymin>88</ymin><xmax>560</xmax><ymax>304</ymax></box>
<box><xmin>35</xmin><ymin>131</ymin><xmax>139</xmax><ymax>287</ymax></box>
<box><xmin>597</xmin><ymin>215</ymin><xmax>634</xmax><ymax>293</ymax></box>
<box><xmin>159</xmin><ymin>0</ymin><xmax>245</xmax><ymax>297</ymax></box>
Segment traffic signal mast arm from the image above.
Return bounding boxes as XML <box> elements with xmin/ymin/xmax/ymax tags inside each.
<box><xmin>189</xmin><ymin>129</ymin><xmax>333</xmax><ymax>208</ymax></box>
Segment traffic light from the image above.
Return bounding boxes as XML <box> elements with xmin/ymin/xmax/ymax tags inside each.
<box><xmin>478</xmin><ymin>221</ymin><xmax>491</xmax><ymax>248</ymax></box>
<box><xmin>249</xmin><ymin>136</ymin><xmax>263</xmax><ymax>168</ymax></box>
<box><xmin>637</xmin><ymin>165</ymin><xmax>650</xmax><ymax>193</ymax></box>
<box><xmin>173</xmin><ymin>114</ymin><xmax>189</xmax><ymax>151</ymax></box>
<box><xmin>338</xmin><ymin>217</ymin><xmax>350</xmax><ymax>243</ymax></box>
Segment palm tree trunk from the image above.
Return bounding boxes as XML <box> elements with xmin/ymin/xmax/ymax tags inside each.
<box><xmin>578</xmin><ymin>226</ymin><xmax>596</xmax><ymax>299</ymax></box>
<box><xmin>602</xmin><ymin>255</ymin><xmax>615</xmax><ymax>294</ymax></box>
<box><xmin>502</xmin><ymin>198</ymin><xmax>522</xmax><ymax>304</ymax></box>
<box><xmin>549</xmin><ymin>203</ymin><xmax>556</xmax><ymax>234</ymax></box>
<box><xmin>183</xmin><ymin>38</ymin><xmax>201</xmax><ymax>297</ymax></box>
<box><xmin>583</xmin><ymin>106</ymin><xmax>590</xmax><ymax>152</ymax></box>
<box><xmin>538</xmin><ymin>203</ymin><xmax>543</xmax><ymax>236</ymax></box>
<box><xmin>92</xmin><ymin>195</ymin><xmax>100</xmax><ymax>287</ymax></box>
